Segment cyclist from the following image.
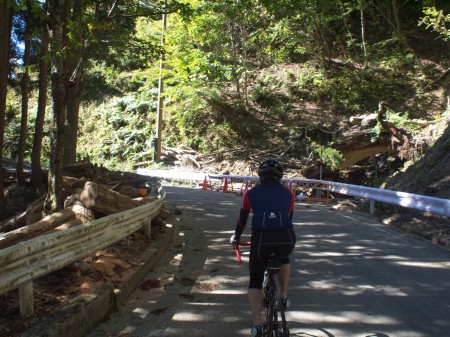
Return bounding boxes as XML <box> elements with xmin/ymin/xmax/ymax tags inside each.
<box><xmin>230</xmin><ymin>159</ymin><xmax>296</xmax><ymax>337</ymax></box>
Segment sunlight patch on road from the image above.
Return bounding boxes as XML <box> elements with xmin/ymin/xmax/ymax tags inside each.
<box><xmin>394</xmin><ymin>260</ymin><xmax>450</xmax><ymax>269</ymax></box>
<box><xmin>132</xmin><ymin>307</ymin><xmax>149</xmax><ymax>318</ymax></box>
<box><xmin>289</xmin><ymin>310</ymin><xmax>399</xmax><ymax>325</ymax></box>
<box><xmin>209</xmin><ymin>288</ymin><xmax>247</xmax><ymax>295</ymax></box>
<box><xmin>307</xmin><ymin>251</ymin><xmax>346</xmax><ymax>257</ymax></box>
<box><xmin>342</xmin><ymin>284</ymin><xmax>409</xmax><ymax>296</ymax></box>
<box><xmin>119</xmin><ymin>325</ymin><xmax>136</xmax><ymax>335</ymax></box>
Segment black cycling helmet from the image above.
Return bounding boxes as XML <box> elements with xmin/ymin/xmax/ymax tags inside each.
<box><xmin>257</xmin><ymin>159</ymin><xmax>284</xmax><ymax>180</ymax></box>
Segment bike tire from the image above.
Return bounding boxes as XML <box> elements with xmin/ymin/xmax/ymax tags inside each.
<box><xmin>278</xmin><ymin>304</ymin><xmax>289</xmax><ymax>337</ymax></box>
<box><xmin>264</xmin><ymin>295</ymin><xmax>275</xmax><ymax>337</ymax></box>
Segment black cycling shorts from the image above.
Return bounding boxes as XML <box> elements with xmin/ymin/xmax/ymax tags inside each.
<box><xmin>248</xmin><ymin>228</ymin><xmax>296</xmax><ymax>289</ymax></box>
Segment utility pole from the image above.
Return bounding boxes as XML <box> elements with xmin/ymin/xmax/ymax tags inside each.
<box><xmin>154</xmin><ymin>0</ymin><xmax>167</xmax><ymax>163</ymax></box>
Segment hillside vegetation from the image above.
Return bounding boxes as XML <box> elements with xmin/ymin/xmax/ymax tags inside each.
<box><xmin>2</xmin><ymin>1</ymin><xmax>449</xmax><ymax>223</ymax></box>
<box><xmin>75</xmin><ymin>4</ymin><xmax>450</xmax><ymax>194</ymax></box>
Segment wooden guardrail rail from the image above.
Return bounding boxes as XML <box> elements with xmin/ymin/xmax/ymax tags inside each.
<box><xmin>0</xmin><ymin>189</ymin><xmax>165</xmax><ymax>316</ymax></box>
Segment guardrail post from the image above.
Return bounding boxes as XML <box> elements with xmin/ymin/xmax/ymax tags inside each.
<box><xmin>144</xmin><ymin>220</ymin><xmax>152</xmax><ymax>238</ymax></box>
<box><xmin>19</xmin><ymin>280</ymin><xmax>34</xmax><ymax>317</ymax></box>
<box><xmin>326</xmin><ymin>187</ymin><xmax>330</xmax><ymax>206</ymax></box>
<box><xmin>370</xmin><ymin>200</ymin><xmax>375</xmax><ymax>215</ymax></box>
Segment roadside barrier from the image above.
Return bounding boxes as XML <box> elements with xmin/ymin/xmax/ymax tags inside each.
<box><xmin>0</xmin><ymin>188</ymin><xmax>166</xmax><ymax>317</ymax></box>
<box><xmin>202</xmin><ymin>174</ymin><xmax>449</xmax><ymax>217</ymax></box>
<box><xmin>136</xmin><ymin>168</ymin><xmax>449</xmax><ymax>217</ymax></box>
<box><xmin>295</xmin><ymin>180</ymin><xmax>330</xmax><ymax>205</ymax></box>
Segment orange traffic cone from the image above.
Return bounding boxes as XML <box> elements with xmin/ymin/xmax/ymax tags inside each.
<box><xmin>222</xmin><ymin>177</ymin><xmax>228</xmax><ymax>192</ymax></box>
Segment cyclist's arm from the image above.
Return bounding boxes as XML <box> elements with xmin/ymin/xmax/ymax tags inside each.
<box><xmin>234</xmin><ymin>191</ymin><xmax>252</xmax><ymax>239</ymax></box>
<box><xmin>234</xmin><ymin>208</ymin><xmax>250</xmax><ymax>238</ymax></box>
<box><xmin>289</xmin><ymin>190</ymin><xmax>295</xmax><ymax>220</ymax></box>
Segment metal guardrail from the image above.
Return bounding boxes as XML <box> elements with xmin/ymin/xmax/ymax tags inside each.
<box><xmin>138</xmin><ymin>169</ymin><xmax>449</xmax><ymax>217</ymax></box>
<box><xmin>213</xmin><ymin>175</ymin><xmax>449</xmax><ymax>217</ymax></box>
<box><xmin>0</xmin><ymin>189</ymin><xmax>165</xmax><ymax>316</ymax></box>
<box><xmin>324</xmin><ymin>180</ymin><xmax>450</xmax><ymax>217</ymax></box>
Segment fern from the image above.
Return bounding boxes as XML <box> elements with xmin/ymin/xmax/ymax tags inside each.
<box><xmin>314</xmin><ymin>146</ymin><xmax>343</xmax><ymax>171</ymax></box>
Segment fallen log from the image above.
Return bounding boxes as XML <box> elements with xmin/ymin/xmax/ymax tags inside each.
<box><xmin>80</xmin><ymin>182</ymin><xmax>140</xmax><ymax>215</ymax></box>
<box><xmin>64</xmin><ymin>194</ymin><xmax>95</xmax><ymax>223</ymax></box>
<box><xmin>338</xmin><ymin>144</ymin><xmax>392</xmax><ymax>169</ymax></box>
<box><xmin>0</xmin><ymin>208</ymin><xmax>77</xmax><ymax>249</ymax></box>
<box><xmin>0</xmin><ymin>194</ymin><xmax>98</xmax><ymax>249</ymax></box>
<box><xmin>0</xmin><ymin>194</ymin><xmax>46</xmax><ymax>233</ymax></box>
<box><xmin>0</xmin><ymin>176</ymin><xmax>89</xmax><ymax>234</ymax></box>
<box><xmin>63</xmin><ymin>161</ymin><xmax>100</xmax><ymax>180</ymax></box>
<box><xmin>53</xmin><ymin>218</ymin><xmax>84</xmax><ymax>231</ymax></box>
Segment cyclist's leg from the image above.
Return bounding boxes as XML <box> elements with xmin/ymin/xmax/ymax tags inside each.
<box><xmin>279</xmin><ymin>263</ymin><xmax>291</xmax><ymax>299</ymax></box>
<box><xmin>249</xmin><ymin>231</ymin><xmax>265</xmax><ymax>327</ymax></box>
<box><xmin>277</xmin><ymin>228</ymin><xmax>296</xmax><ymax>302</ymax></box>
<box><xmin>248</xmin><ymin>288</ymin><xmax>263</xmax><ymax>326</ymax></box>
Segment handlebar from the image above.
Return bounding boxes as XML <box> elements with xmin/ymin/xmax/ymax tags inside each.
<box><xmin>234</xmin><ymin>241</ymin><xmax>251</xmax><ymax>263</ymax></box>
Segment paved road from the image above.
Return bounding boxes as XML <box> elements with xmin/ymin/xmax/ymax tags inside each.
<box><xmin>85</xmin><ymin>185</ymin><xmax>450</xmax><ymax>337</ymax></box>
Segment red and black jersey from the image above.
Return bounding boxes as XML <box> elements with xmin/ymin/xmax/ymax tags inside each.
<box><xmin>235</xmin><ymin>182</ymin><xmax>295</xmax><ymax>237</ymax></box>
<box><xmin>243</xmin><ymin>183</ymin><xmax>294</xmax><ymax>231</ymax></box>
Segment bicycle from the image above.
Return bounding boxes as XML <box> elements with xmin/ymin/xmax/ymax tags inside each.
<box><xmin>234</xmin><ymin>241</ymin><xmax>290</xmax><ymax>337</ymax></box>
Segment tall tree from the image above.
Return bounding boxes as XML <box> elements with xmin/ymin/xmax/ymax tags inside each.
<box><xmin>44</xmin><ymin>0</ymin><xmax>70</xmax><ymax>213</ymax></box>
<box><xmin>0</xmin><ymin>0</ymin><xmax>11</xmax><ymax>219</ymax></box>
<box><xmin>62</xmin><ymin>0</ymin><xmax>190</xmax><ymax>165</ymax></box>
<box><xmin>31</xmin><ymin>0</ymin><xmax>49</xmax><ymax>190</ymax></box>
<box><xmin>359</xmin><ymin>0</ymin><xmax>369</xmax><ymax>68</ymax></box>
<box><xmin>64</xmin><ymin>0</ymin><xmax>83</xmax><ymax>165</ymax></box>
<box><xmin>16</xmin><ymin>0</ymin><xmax>32</xmax><ymax>186</ymax></box>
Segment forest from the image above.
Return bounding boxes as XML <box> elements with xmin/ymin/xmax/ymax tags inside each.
<box><xmin>1</xmin><ymin>0</ymin><xmax>449</xmax><ymax>222</ymax></box>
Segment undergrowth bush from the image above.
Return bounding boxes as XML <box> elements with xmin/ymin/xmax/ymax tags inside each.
<box><xmin>78</xmin><ymin>90</ymin><xmax>158</xmax><ymax>170</ymax></box>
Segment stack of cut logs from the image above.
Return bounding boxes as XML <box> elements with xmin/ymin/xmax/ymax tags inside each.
<box><xmin>0</xmin><ymin>161</ymin><xmax>159</xmax><ymax>250</ymax></box>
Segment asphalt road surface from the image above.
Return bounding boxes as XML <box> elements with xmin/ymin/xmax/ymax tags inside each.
<box><xmin>85</xmin><ymin>185</ymin><xmax>450</xmax><ymax>337</ymax></box>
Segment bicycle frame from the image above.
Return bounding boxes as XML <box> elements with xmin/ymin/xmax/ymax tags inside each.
<box><xmin>234</xmin><ymin>242</ymin><xmax>289</xmax><ymax>337</ymax></box>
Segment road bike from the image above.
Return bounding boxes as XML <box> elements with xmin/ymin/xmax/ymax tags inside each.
<box><xmin>235</xmin><ymin>241</ymin><xmax>290</xmax><ymax>337</ymax></box>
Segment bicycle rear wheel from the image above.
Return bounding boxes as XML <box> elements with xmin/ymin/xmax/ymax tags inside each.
<box><xmin>277</xmin><ymin>304</ymin><xmax>289</xmax><ymax>337</ymax></box>
<box><xmin>264</xmin><ymin>296</ymin><xmax>276</xmax><ymax>337</ymax></box>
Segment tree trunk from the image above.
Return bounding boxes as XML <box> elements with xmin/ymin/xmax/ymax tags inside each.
<box><xmin>0</xmin><ymin>1</ymin><xmax>10</xmax><ymax>220</ymax></box>
<box><xmin>359</xmin><ymin>0</ymin><xmax>368</xmax><ymax>68</ymax></box>
<box><xmin>64</xmin><ymin>0</ymin><xmax>84</xmax><ymax>165</ymax></box>
<box><xmin>64</xmin><ymin>81</ymin><xmax>82</xmax><ymax>165</ymax></box>
<box><xmin>45</xmin><ymin>0</ymin><xmax>69</xmax><ymax>214</ymax></box>
<box><xmin>17</xmin><ymin>1</ymin><xmax>32</xmax><ymax>186</ymax></box>
<box><xmin>31</xmin><ymin>1</ymin><xmax>49</xmax><ymax>190</ymax></box>
<box><xmin>339</xmin><ymin>144</ymin><xmax>391</xmax><ymax>169</ymax></box>
<box><xmin>391</xmin><ymin>0</ymin><xmax>401</xmax><ymax>36</ymax></box>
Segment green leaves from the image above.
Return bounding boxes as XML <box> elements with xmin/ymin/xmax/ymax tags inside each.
<box><xmin>419</xmin><ymin>6</ymin><xmax>450</xmax><ymax>41</ymax></box>
<box><xmin>314</xmin><ymin>146</ymin><xmax>343</xmax><ymax>171</ymax></box>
